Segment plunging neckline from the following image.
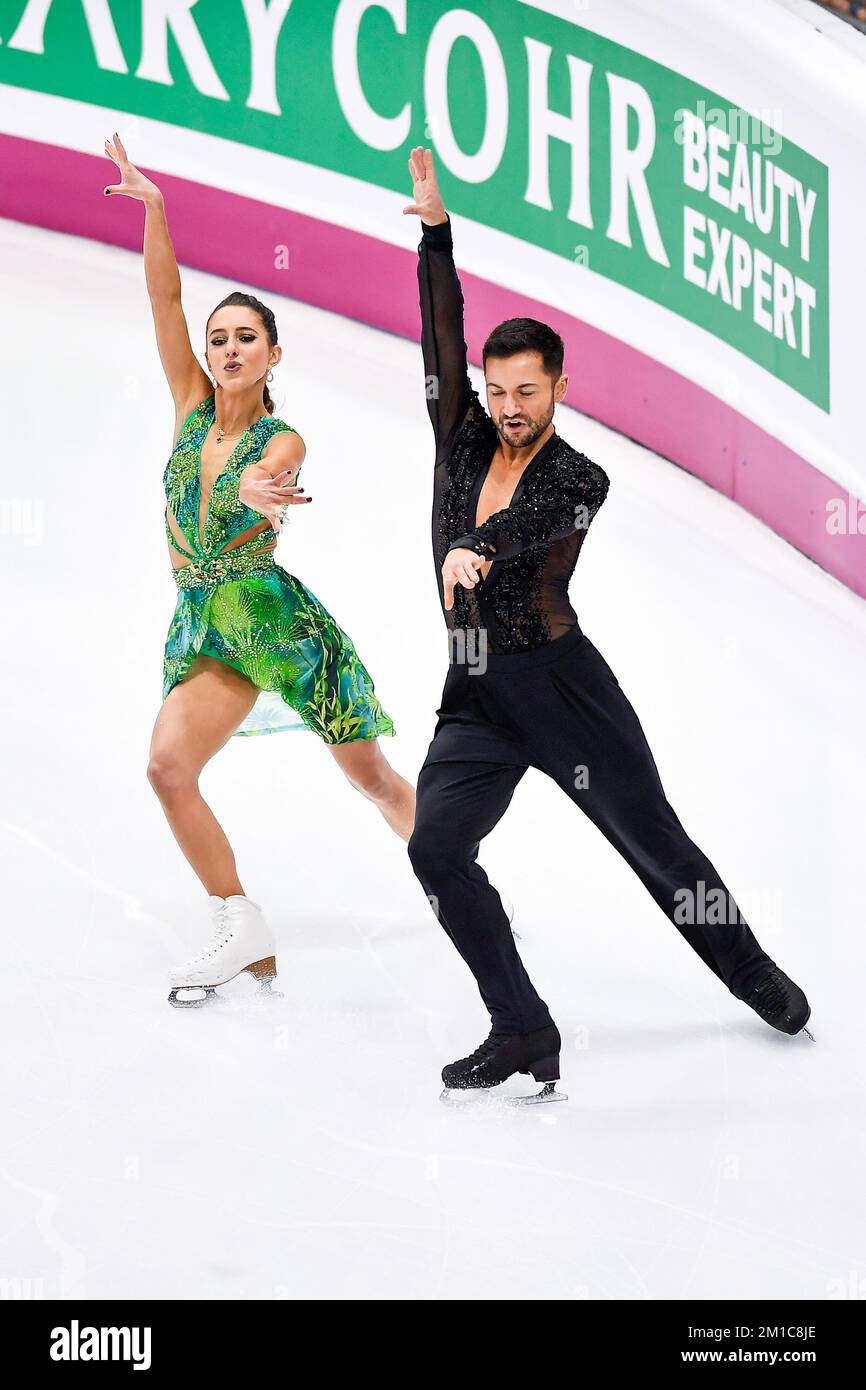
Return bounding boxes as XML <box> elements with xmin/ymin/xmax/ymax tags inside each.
<box><xmin>465</xmin><ymin>430</ymin><xmax>558</xmax><ymax>588</ymax></box>
<box><xmin>197</xmin><ymin>397</ymin><xmax>267</xmax><ymax>549</ymax></box>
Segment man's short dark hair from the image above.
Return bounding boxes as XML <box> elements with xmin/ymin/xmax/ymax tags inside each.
<box><xmin>482</xmin><ymin>317</ymin><xmax>564</xmax><ymax>383</ymax></box>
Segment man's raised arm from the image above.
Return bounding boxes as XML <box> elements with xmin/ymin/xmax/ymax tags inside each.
<box><xmin>405</xmin><ymin>146</ymin><xmax>473</xmax><ymax>464</ymax></box>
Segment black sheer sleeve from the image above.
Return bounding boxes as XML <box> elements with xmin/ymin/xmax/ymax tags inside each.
<box><xmin>449</xmin><ymin>455</ymin><xmax>610</xmax><ymax>562</ymax></box>
<box><xmin>417</xmin><ymin>215</ymin><xmax>474</xmax><ymax>466</ymax></box>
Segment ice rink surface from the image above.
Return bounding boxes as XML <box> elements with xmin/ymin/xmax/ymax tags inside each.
<box><xmin>2</xmin><ymin>217</ymin><xmax>865</xmax><ymax>1300</ymax></box>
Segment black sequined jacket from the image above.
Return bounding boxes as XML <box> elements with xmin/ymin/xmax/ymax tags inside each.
<box><xmin>417</xmin><ymin>215</ymin><xmax>610</xmax><ymax>654</ymax></box>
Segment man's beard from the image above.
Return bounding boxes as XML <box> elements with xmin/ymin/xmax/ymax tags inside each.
<box><xmin>495</xmin><ymin>401</ymin><xmax>554</xmax><ymax>448</ymax></box>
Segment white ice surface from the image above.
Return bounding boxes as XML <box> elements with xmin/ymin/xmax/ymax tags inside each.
<box><xmin>1</xmin><ymin>217</ymin><xmax>865</xmax><ymax>1301</ymax></box>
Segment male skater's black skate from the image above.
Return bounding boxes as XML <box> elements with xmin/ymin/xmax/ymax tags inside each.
<box><xmin>440</xmin><ymin>1023</ymin><xmax>566</xmax><ymax>1105</ymax></box>
<box><xmin>742</xmin><ymin>966</ymin><xmax>814</xmax><ymax>1040</ymax></box>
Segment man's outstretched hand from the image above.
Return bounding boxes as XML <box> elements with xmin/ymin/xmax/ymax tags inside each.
<box><xmin>403</xmin><ymin>146</ymin><xmax>448</xmax><ymax>227</ymax></box>
<box><xmin>442</xmin><ymin>547</ymin><xmax>489</xmax><ymax>610</ymax></box>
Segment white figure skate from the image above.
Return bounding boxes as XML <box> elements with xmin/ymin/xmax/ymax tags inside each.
<box><xmin>167</xmin><ymin>894</ymin><xmax>280</xmax><ymax>1008</ymax></box>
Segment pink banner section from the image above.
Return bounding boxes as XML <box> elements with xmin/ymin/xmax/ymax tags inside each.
<box><xmin>3</xmin><ymin>132</ymin><xmax>863</xmax><ymax>599</ymax></box>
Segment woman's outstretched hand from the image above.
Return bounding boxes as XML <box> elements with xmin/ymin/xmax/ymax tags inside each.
<box><xmin>403</xmin><ymin>146</ymin><xmax>448</xmax><ymax>227</ymax></box>
<box><xmin>239</xmin><ymin>468</ymin><xmax>311</xmax><ymax>534</ymax></box>
<box><xmin>103</xmin><ymin>131</ymin><xmax>162</xmax><ymax>203</ymax></box>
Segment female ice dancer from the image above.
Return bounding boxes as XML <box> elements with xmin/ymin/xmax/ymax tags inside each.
<box><xmin>102</xmin><ymin>132</ymin><xmax>414</xmax><ymax>1007</ymax></box>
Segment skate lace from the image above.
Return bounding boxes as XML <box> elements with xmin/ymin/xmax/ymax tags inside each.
<box><xmin>749</xmin><ymin>970</ymin><xmax>787</xmax><ymax>1018</ymax></box>
<box><xmin>463</xmin><ymin>1029</ymin><xmax>508</xmax><ymax>1067</ymax></box>
<box><xmin>182</xmin><ymin>902</ymin><xmax>235</xmax><ymax>967</ymax></box>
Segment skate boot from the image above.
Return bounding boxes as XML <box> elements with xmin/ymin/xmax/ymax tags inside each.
<box><xmin>167</xmin><ymin>894</ymin><xmax>280</xmax><ymax>1008</ymax></box>
<box><xmin>441</xmin><ymin>1022</ymin><xmax>566</xmax><ymax>1105</ymax></box>
<box><xmin>742</xmin><ymin>966</ymin><xmax>814</xmax><ymax>1039</ymax></box>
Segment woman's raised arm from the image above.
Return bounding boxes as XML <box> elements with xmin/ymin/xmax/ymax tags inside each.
<box><xmin>103</xmin><ymin>131</ymin><xmax>211</xmax><ymax>444</ymax></box>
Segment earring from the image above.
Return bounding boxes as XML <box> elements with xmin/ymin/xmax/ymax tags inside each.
<box><xmin>267</xmin><ymin>369</ymin><xmax>274</xmax><ymax>383</ymax></box>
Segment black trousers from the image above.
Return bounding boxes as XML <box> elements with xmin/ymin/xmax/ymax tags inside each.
<box><xmin>407</xmin><ymin>624</ymin><xmax>775</xmax><ymax>1034</ymax></box>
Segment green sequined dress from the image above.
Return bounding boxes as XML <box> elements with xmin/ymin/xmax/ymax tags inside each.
<box><xmin>161</xmin><ymin>395</ymin><xmax>395</xmax><ymax>741</ymax></box>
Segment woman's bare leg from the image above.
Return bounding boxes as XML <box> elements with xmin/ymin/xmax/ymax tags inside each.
<box><xmin>327</xmin><ymin>739</ymin><xmax>416</xmax><ymax>841</ymax></box>
<box><xmin>147</xmin><ymin>655</ymin><xmax>260</xmax><ymax>896</ymax></box>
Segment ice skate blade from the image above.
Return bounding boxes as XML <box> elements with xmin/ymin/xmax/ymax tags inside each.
<box><xmin>167</xmin><ymin>981</ymin><xmax>282</xmax><ymax>1009</ymax></box>
<box><xmin>245</xmin><ymin>982</ymin><xmax>284</xmax><ymax>1004</ymax></box>
<box><xmin>507</xmin><ymin>1082</ymin><xmax>567</xmax><ymax>1106</ymax></box>
<box><xmin>439</xmin><ymin>1081</ymin><xmax>567</xmax><ymax>1107</ymax></box>
<box><xmin>167</xmin><ymin>986</ymin><xmax>228</xmax><ymax>1009</ymax></box>
<box><xmin>803</xmin><ymin>1026</ymin><xmax>816</xmax><ymax>1042</ymax></box>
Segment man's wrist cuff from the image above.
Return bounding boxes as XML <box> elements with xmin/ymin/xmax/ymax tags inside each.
<box><xmin>449</xmin><ymin>533</ymin><xmax>497</xmax><ymax>559</ymax></box>
<box><xmin>420</xmin><ymin>215</ymin><xmax>452</xmax><ymax>245</ymax></box>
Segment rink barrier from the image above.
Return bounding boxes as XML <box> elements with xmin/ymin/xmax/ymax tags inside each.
<box><xmin>2</xmin><ymin>130</ymin><xmax>862</xmax><ymax>600</ymax></box>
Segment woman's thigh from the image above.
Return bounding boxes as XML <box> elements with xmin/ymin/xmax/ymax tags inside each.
<box><xmin>150</xmin><ymin>655</ymin><xmax>261</xmax><ymax>775</ymax></box>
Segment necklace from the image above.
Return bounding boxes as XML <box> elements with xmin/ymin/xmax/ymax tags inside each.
<box><xmin>214</xmin><ymin>420</ymin><xmax>248</xmax><ymax>444</ymax></box>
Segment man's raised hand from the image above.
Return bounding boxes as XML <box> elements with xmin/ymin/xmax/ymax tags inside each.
<box><xmin>403</xmin><ymin>146</ymin><xmax>448</xmax><ymax>227</ymax></box>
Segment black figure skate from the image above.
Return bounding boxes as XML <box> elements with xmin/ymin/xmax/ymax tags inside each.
<box><xmin>440</xmin><ymin>1023</ymin><xmax>566</xmax><ymax>1105</ymax></box>
<box><xmin>742</xmin><ymin>966</ymin><xmax>814</xmax><ymax>1040</ymax></box>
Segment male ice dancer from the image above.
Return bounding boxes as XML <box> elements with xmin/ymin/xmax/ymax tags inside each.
<box><xmin>403</xmin><ymin>146</ymin><xmax>812</xmax><ymax>1097</ymax></box>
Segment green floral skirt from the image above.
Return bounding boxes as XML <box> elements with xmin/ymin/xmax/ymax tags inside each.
<box><xmin>162</xmin><ymin>556</ymin><xmax>395</xmax><ymax>741</ymax></box>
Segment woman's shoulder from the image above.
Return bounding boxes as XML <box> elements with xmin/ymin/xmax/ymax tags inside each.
<box><xmin>258</xmin><ymin>416</ymin><xmax>304</xmax><ymax>461</ymax></box>
<box><xmin>261</xmin><ymin>411</ymin><xmax>298</xmax><ymax>436</ymax></box>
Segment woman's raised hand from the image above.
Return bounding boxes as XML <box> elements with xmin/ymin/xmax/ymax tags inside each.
<box><xmin>103</xmin><ymin>131</ymin><xmax>162</xmax><ymax>203</ymax></box>
<box><xmin>403</xmin><ymin>146</ymin><xmax>448</xmax><ymax>227</ymax></box>
<box><xmin>238</xmin><ymin>468</ymin><xmax>311</xmax><ymax>534</ymax></box>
